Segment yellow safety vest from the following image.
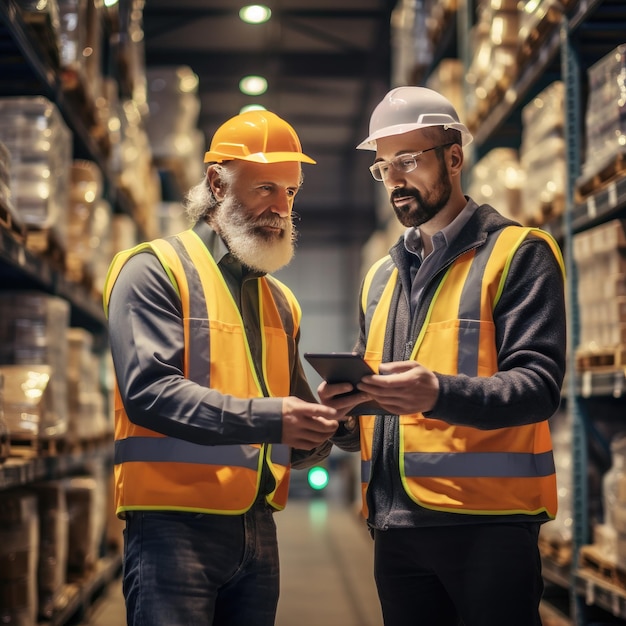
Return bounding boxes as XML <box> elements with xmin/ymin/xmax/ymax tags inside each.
<box><xmin>359</xmin><ymin>226</ymin><xmax>565</xmax><ymax>518</ymax></box>
<box><xmin>103</xmin><ymin>229</ymin><xmax>297</xmax><ymax>517</ymax></box>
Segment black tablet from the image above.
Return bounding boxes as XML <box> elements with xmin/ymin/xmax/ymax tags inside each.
<box><xmin>304</xmin><ymin>352</ymin><xmax>375</xmax><ymax>386</ymax></box>
<box><xmin>303</xmin><ymin>352</ymin><xmax>385</xmax><ymax>415</ymax></box>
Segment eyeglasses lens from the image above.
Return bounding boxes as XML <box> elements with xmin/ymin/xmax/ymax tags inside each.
<box><xmin>370</xmin><ymin>155</ymin><xmax>417</xmax><ymax>181</ymax></box>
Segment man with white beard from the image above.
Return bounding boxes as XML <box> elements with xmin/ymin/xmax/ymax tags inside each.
<box><xmin>103</xmin><ymin>110</ymin><xmax>340</xmax><ymax>626</ymax></box>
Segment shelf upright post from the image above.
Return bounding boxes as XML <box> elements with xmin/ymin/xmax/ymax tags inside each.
<box><xmin>560</xmin><ymin>15</ymin><xmax>589</xmax><ymax>626</ymax></box>
<box><xmin>457</xmin><ymin>0</ymin><xmax>475</xmax><ymax>183</ymax></box>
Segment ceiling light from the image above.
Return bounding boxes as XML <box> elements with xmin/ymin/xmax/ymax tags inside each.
<box><xmin>176</xmin><ymin>67</ymin><xmax>199</xmax><ymax>93</ymax></box>
<box><xmin>240</xmin><ymin>104</ymin><xmax>267</xmax><ymax>113</ymax></box>
<box><xmin>239</xmin><ymin>5</ymin><xmax>271</xmax><ymax>24</ymax></box>
<box><xmin>239</xmin><ymin>75</ymin><xmax>268</xmax><ymax>96</ymax></box>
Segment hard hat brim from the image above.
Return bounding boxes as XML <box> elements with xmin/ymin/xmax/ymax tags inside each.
<box><xmin>204</xmin><ymin>150</ymin><xmax>316</xmax><ymax>164</ymax></box>
<box><xmin>356</xmin><ymin>122</ymin><xmax>473</xmax><ymax>151</ymax></box>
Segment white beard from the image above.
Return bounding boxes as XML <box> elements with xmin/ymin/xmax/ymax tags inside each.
<box><xmin>212</xmin><ymin>194</ymin><xmax>295</xmax><ymax>274</ymax></box>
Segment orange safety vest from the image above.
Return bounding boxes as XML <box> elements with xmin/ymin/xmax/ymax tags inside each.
<box><xmin>103</xmin><ymin>229</ymin><xmax>297</xmax><ymax>517</ymax></box>
<box><xmin>359</xmin><ymin>226</ymin><xmax>565</xmax><ymax>519</ymax></box>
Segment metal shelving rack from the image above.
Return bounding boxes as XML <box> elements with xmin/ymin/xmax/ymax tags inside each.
<box><xmin>421</xmin><ymin>0</ymin><xmax>626</xmax><ymax>624</ymax></box>
<box><xmin>0</xmin><ymin>0</ymin><xmax>145</xmax><ymax>336</ymax></box>
<box><xmin>0</xmin><ymin>3</ymin><xmax>123</xmax><ymax>623</ymax></box>
<box><xmin>560</xmin><ymin>13</ymin><xmax>589</xmax><ymax>624</ymax></box>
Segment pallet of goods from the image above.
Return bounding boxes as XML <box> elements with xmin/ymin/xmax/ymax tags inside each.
<box><xmin>517</xmin><ymin>0</ymin><xmax>563</xmax><ymax>63</ymax></box>
<box><xmin>519</xmin><ymin>81</ymin><xmax>566</xmax><ymax>227</ymax></box>
<box><xmin>0</xmin><ymin>96</ymin><xmax>72</xmax><ymax>272</ymax></box>
<box><xmin>576</xmin><ymin>44</ymin><xmax>626</xmax><ymax>201</ymax></box>
<box><xmin>579</xmin><ymin>543</ymin><xmax>626</xmax><ymax>590</ymax></box>
<box><xmin>539</xmin><ymin>535</ymin><xmax>572</xmax><ymax>567</ymax></box>
<box><xmin>0</xmin><ymin>292</ymin><xmax>70</xmax><ymax>458</ymax></box>
<box><xmin>573</xmin><ymin>219</ymin><xmax>626</xmax><ymax>371</ymax></box>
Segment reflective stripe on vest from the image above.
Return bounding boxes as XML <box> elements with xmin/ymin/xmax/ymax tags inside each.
<box><xmin>103</xmin><ymin>229</ymin><xmax>296</xmax><ymax>516</ymax></box>
<box><xmin>114</xmin><ymin>436</ymin><xmax>291</xmax><ymax>467</ymax></box>
<box><xmin>359</xmin><ymin>226</ymin><xmax>563</xmax><ymax>517</ymax></box>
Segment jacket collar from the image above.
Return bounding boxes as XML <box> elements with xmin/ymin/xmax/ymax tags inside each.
<box><xmin>389</xmin><ymin>198</ymin><xmax>520</xmax><ymax>275</ymax></box>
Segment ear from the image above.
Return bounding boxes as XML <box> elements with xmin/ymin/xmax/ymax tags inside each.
<box><xmin>206</xmin><ymin>165</ymin><xmax>228</xmax><ymax>201</ymax></box>
<box><xmin>449</xmin><ymin>144</ymin><xmax>464</xmax><ymax>175</ymax></box>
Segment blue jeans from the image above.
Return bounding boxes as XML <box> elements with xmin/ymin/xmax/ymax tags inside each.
<box><xmin>123</xmin><ymin>503</ymin><xmax>279</xmax><ymax>626</ymax></box>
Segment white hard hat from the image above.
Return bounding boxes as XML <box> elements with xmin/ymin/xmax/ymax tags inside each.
<box><xmin>357</xmin><ymin>86</ymin><xmax>473</xmax><ymax>151</ymax></box>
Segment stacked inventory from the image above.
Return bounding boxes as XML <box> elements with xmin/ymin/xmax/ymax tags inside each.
<box><xmin>517</xmin><ymin>0</ymin><xmax>569</xmax><ymax>58</ymax></box>
<box><xmin>0</xmin><ymin>0</ymin><xmax>169</xmax><ymax>621</ymax></box>
<box><xmin>0</xmin><ymin>474</ymin><xmax>110</xmax><ymax>625</ymax></box>
<box><xmin>573</xmin><ymin>219</ymin><xmax>626</xmax><ymax>363</ymax></box>
<box><xmin>610</xmin><ymin>442</ymin><xmax>626</xmax><ymax>571</ymax></box>
<box><xmin>390</xmin><ymin>0</ymin><xmax>433</xmax><ymax>85</ymax></box>
<box><xmin>0</xmin><ymin>491</ymin><xmax>39</xmax><ymax>625</ymax></box>
<box><xmin>29</xmin><ymin>481</ymin><xmax>68</xmax><ymax>621</ymax></box>
<box><xmin>66</xmin><ymin>328</ymin><xmax>109</xmax><ymax>442</ymax></box>
<box><xmin>539</xmin><ymin>409</ymin><xmax>574</xmax><ymax>557</ymax></box>
<box><xmin>0</xmin><ymin>139</ymin><xmax>23</xmax><ymax>235</ymax></box>
<box><xmin>145</xmin><ymin>65</ymin><xmax>204</xmax><ymax>193</ymax></box>
<box><xmin>465</xmin><ymin>0</ymin><xmax>519</xmax><ymax>127</ymax></box>
<box><xmin>425</xmin><ymin>59</ymin><xmax>466</xmax><ymax>127</ymax></box>
<box><xmin>0</xmin><ymin>371</ymin><xmax>7</xmax><ymax>463</ymax></box>
<box><xmin>424</xmin><ymin>0</ymin><xmax>459</xmax><ymax>51</ymax></box>
<box><xmin>65</xmin><ymin>473</ymin><xmax>108</xmax><ymax>579</ymax></box>
<box><xmin>0</xmin><ymin>292</ymin><xmax>70</xmax><ymax>442</ymax></box>
<box><xmin>0</xmin><ymin>97</ymin><xmax>72</xmax><ymax>255</ymax></box>
<box><xmin>577</xmin><ymin>44</ymin><xmax>626</xmax><ymax>198</ymax></box>
<box><xmin>519</xmin><ymin>81</ymin><xmax>566</xmax><ymax>226</ymax></box>
<box><xmin>467</xmin><ymin>148</ymin><xmax>524</xmax><ymax>222</ymax></box>
<box><xmin>66</xmin><ymin>160</ymin><xmax>103</xmax><ymax>287</ymax></box>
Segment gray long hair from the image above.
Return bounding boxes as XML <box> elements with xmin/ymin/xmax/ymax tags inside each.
<box><xmin>184</xmin><ymin>164</ymin><xmax>235</xmax><ymax>224</ymax></box>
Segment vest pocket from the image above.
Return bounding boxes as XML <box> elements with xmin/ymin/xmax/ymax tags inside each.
<box><xmin>419</xmin><ymin>318</ymin><xmax>496</xmax><ymax>376</ymax></box>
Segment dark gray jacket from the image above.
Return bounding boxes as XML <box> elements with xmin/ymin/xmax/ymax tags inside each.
<box><xmin>334</xmin><ymin>201</ymin><xmax>567</xmax><ymax>530</ymax></box>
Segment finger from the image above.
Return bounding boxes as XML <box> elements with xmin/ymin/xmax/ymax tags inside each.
<box><xmin>322</xmin><ymin>382</ymin><xmax>355</xmax><ymax>399</ymax></box>
<box><xmin>309</xmin><ymin>416</ymin><xmax>341</xmax><ymax>431</ymax></box>
<box><xmin>378</xmin><ymin>361</ymin><xmax>417</xmax><ymax>375</ymax></box>
<box><xmin>357</xmin><ymin>379</ymin><xmax>393</xmax><ymax>394</ymax></box>
<box><xmin>295</xmin><ymin>430</ymin><xmax>335</xmax><ymax>448</ymax></box>
<box><xmin>304</xmin><ymin>403</ymin><xmax>338</xmax><ymax>418</ymax></box>
<box><xmin>313</xmin><ymin>415</ymin><xmax>345</xmax><ymax>431</ymax></box>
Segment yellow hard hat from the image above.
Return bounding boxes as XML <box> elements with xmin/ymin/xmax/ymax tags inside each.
<box><xmin>204</xmin><ymin>110</ymin><xmax>316</xmax><ymax>164</ymax></box>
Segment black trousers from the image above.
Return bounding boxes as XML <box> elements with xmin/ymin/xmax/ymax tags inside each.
<box><xmin>373</xmin><ymin>522</ymin><xmax>543</xmax><ymax>626</ymax></box>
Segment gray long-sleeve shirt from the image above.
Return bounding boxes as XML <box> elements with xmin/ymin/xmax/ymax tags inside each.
<box><xmin>107</xmin><ymin>220</ymin><xmax>331</xmax><ymax>475</ymax></box>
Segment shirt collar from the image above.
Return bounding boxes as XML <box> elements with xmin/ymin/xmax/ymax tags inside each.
<box><xmin>403</xmin><ymin>196</ymin><xmax>479</xmax><ymax>258</ymax></box>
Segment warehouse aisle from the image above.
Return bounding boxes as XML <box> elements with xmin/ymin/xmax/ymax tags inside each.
<box><xmin>85</xmin><ymin>498</ymin><xmax>383</xmax><ymax>626</ymax></box>
<box><xmin>275</xmin><ymin>498</ymin><xmax>383</xmax><ymax>626</ymax></box>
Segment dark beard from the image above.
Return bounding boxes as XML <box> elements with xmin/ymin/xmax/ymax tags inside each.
<box><xmin>390</xmin><ymin>164</ymin><xmax>452</xmax><ymax>227</ymax></box>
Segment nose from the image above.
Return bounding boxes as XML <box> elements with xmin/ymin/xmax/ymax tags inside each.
<box><xmin>382</xmin><ymin>167</ymin><xmax>405</xmax><ymax>189</ymax></box>
<box><xmin>272</xmin><ymin>190</ymin><xmax>293</xmax><ymax>217</ymax></box>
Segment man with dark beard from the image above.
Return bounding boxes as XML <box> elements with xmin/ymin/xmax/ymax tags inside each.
<box><xmin>103</xmin><ymin>110</ymin><xmax>340</xmax><ymax>626</ymax></box>
<box><xmin>324</xmin><ymin>87</ymin><xmax>567</xmax><ymax>626</ymax></box>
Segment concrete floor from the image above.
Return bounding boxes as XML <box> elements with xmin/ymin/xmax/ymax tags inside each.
<box><xmin>84</xmin><ymin>498</ymin><xmax>383</xmax><ymax>626</ymax></box>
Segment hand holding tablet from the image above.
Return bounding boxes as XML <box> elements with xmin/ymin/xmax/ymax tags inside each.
<box><xmin>304</xmin><ymin>352</ymin><xmax>385</xmax><ymax>415</ymax></box>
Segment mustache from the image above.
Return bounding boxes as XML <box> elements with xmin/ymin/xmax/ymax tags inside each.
<box><xmin>252</xmin><ymin>213</ymin><xmax>299</xmax><ymax>245</ymax></box>
<box><xmin>391</xmin><ymin>187</ymin><xmax>420</xmax><ymax>202</ymax></box>
<box><xmin>254</xmin><ymin>216</ymin><xmax>292</xmax><ymax>229</ymax></box>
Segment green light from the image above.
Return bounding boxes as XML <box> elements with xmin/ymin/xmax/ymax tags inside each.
<box><xmin>239</xmin><ymin>5</ymin><xmax>271</xmax><ymax>24</ymax></box>
<box><xmin>239</xmin><ymin>75</ymin><xmax>268</xmax><ymax>96</ymax></box>
<box><xmin>307</xmin><ymin>466</ymin><xmax>330</xmax><ymax>491</ymax></box>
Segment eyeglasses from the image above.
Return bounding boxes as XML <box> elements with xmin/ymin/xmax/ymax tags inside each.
<box><xmin>369</xmin><ymin>142</ymin><xmax>455</xmax><ymax>181</ymax></box>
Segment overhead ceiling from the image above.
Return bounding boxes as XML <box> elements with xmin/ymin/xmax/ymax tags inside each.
<box><xmin>141</xmin><ymin>0</ymin><xmax>397</xmax><ymax>244</ymax></box>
